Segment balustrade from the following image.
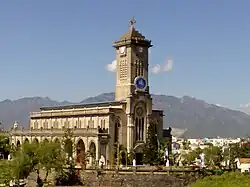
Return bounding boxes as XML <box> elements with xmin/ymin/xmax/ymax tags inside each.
<box><xmin>10</xmin><ymin>127</ymin><xmax>109</xmax><ymax>137</ymax></box>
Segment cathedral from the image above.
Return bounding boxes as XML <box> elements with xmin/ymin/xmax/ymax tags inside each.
<box><xmin>10</xmin><ymin>18</ymin><xmax>171</xmax><ymax>166</ymax></box>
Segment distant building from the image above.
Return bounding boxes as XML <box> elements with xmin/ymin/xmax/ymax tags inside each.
<box><xmin>9</xmin><ymin>18</ymin><xmax>171</xmax><ymax>166</ymax></box>
<box><xmin>237</xmin><ymin>158</ymin><xmax>250</xmax><ymax>173</ymax></box>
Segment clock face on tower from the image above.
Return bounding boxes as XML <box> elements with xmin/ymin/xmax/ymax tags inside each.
<box><xmin>134</xmin><ymin>76</ymin><xmax>147</xmax><ymax>91</ymax></box>
<box><xmin>119</xmin><ymin>46</ymin><xmax>126</xmax><ymax>56</ymax></box>
<box><xmin>137</xmin><ymin>46</ymin><xmax>144</xmax><ymax>53</ymax></box>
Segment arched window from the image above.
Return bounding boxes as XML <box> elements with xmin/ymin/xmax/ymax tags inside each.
<box><xmin>76</xmin><ymin>120</ymin><xmax>82</xmax><ymax>128</ymax></box>
<box><xmin>101</xmin><ymin>119</ymin><xmax>105</xmax><ymax>129</ymax></box>
<box><xmin>135</xmin><ymin>106</ymin><xmax>145</xmax><ymax>141</ymax></box>
<box><xmin>43</xmin><ymin>121</ymin><xmax>48</xmax><ymax>129</ymax></box>
<box><xmin>64</xmin><ymin>120</ymin><xmax>70</xmax><ymax>128</ymax></box>
<box><xmin>34</xmin><ymin>121</ymin><xmax>38</xmax><ymax>129</ymax></box>
<box><xmin>88</xmin><ymin>119</ymin><xmax>94</xmax><ymax>128</ymax></box>
<box><xmin>53</xmin><ymin>120</ymin><xmax>59</xmax><ymax>129</ymax></box>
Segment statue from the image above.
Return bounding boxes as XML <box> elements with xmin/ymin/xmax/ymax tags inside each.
<box><xmin>165</xmin><ymin>148</ymin><xmax>170</xmax><ymax>167</ymax></box>
<box><xmin>13</xmin><ymin>121</ymin><xmax>18</xmax><ymax>129</ymax></box>
<box><xmin>99</xmin><ymin>155</ymin><xmax>105</xmax><ymax>168</ymax></box>
<box><xmin>133</xmin><ymin>158</ymin><xmax>136</xmax><ymax>168</ymax></box>
<box><xmin>200</xmin><ymin>153</ymin><xmax>205</xmax><ymax>168</ymax></box>
<box><xmin>8</xmin><ymin>154</ymin><xmax>11</xmax><ymax>160</ymax></box>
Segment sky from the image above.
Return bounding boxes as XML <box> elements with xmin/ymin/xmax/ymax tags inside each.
<box><xmin>0</xmin><ymin>0</ymin><xmax>250</xmax><ymax>110</ymax></box>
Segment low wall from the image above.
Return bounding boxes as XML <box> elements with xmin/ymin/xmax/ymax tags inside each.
<box><xmin>29</xmin><ymin>169</ymin><xmax>202</xmax><ymax>187</ymax></box>
<box><xmin>81</xmin><ymin>170</ymin><xmax>201</xmax><ymax>187</ymax></box>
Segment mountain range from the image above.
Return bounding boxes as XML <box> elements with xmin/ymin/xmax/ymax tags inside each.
<box><xmin>0</xmin><ymin>92</ymin><xmax>250</xmax><ymax>138</ymax></box>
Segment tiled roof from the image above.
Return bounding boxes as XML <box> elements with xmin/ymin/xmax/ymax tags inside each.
<box><xmin>240</xmin><ymin>158</ymin><xmax>250</xmax><ymax>164</ymax></box>
<box><xmin>40</xmin><ymin>100</ymin><xmax>125</xmax><ymax>111</ymax></box>
<box><xmin>119</xmin><ymin>27</ymin><xmax>146</xmax><ymax>41</ymax></box>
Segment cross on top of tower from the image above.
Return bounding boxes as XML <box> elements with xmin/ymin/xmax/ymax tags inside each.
<box><xmin>129</xmin><ymin>17</ymin><xmax>136</xmax><ymax>29</ymax></box>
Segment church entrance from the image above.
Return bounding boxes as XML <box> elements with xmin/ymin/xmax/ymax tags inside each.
<box><xmin>134</xmin><ymin>143</ymin><xmax>144</xmax><ymax>165</ymax></box>
<box><xmin>76</xmin><ymin>139</ymin><xmax>85</xmax><ymax>166</ymax></box>
<box><xmin>135</xmin><ymin>153</ymin><xmax>143</xmax><ymax>165</ymax></box>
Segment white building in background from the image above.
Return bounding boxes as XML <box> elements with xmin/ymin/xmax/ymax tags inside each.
<box><xmin>185</xmin><ymin>137</ymin><xmax>241</xmax><ymax>149</ymax></box>
<box><xmin>237</xmin><ymin>158</ymin><xmax>250</xmax><ymax>173</ymax></box>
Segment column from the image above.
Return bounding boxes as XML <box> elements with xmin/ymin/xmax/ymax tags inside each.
<box><xmin>106</xmin><ymin>144</ymin><xmax>110</xmax><ymax>168</ymax></box>
<box><xmin>96</xmin><ymin>139</ymin><xmax>100</xmax><ymax>162</ymax></box>
<box><xmin>127</xmin><ymin>114</ymin><xmax>134</xmax><ymax>153</ymax></box>
<box><xmin>72</xmin><ymin>137</ymin><xmax>76</xmax><ymax>160</ymax></box>
<box><xmin>144</xmin><ymin>115</ymin><xmax>150</xmax><ymax>141</ymax></box>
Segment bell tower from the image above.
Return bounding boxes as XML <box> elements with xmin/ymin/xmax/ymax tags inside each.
<box><xmin>113</xmin><ymin>18</ymin><xmax>153</xmax><ymax>153</ymax></box>
<box><xmin>113</xmin><ymin>17</ymin><xmax>152</xmax><ymax>101</ymax></box>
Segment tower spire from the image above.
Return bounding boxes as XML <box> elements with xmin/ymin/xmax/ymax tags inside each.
<box><xmin>129</xmin><ymin>17</ymin><xmax>136</xmax><ymax>30</ymax></box>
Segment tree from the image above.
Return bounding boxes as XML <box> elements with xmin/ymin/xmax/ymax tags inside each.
<box><xmin>222</xmin><ymin>144</ymin><xmax>239</xmax><ymax>169</ymax></box>
<box><xmin>63</xmin><ymin>129</ymin><xmax>74</xmax><ymax>159</ymax></box>
<box><xmin>181</xmin><ymin>147</ymin><xmax>203</xmax><ymax>167</ymax></box>
<box><xmin>36</xmin><ymin>140</ymin><xmax>66</xmax><ymax>185</ymax></box>
<box><xmin>143</xmin><ymin>123</ymin><xmax>159</xmax><ymax>165</ymax></box>
<box><xmin>239</xmin><ymin>142</ymin><xmax>250</xmax><ymax>158</ymax></box>
<box><xmin>182</xmin><ymin>150</ymin><xmax>198</xmax><ymax>166</ymax></box>
<box><xmin>79</xmin><ymin>150</ymin><xmax>90</xmax><ymax>169</ymax></box>
<box><xmin>0</xmin><ymin>160</ymin><xmax>11</xmax><ymax>186</ymax></box>
<box><xmin>203</xmin><ymin>145</ymin><xmax>223</xmax><ymax>169</ymax></box>
<box><xmin>110</xmin><ymin>144</ymin><xmax>128</xmax><ymax>167</ymax></box>
<box><xmin>182</xmin><ymin>139</ymin><xmax>191</xmax><ymax>150</ymax></box>
<box><xmin>189</xmin><ymin>172</ymin><xmax>250</xmax><ymax>187</ymax></box>
<box><xmin>127</xmin><ymin>148</ymin><xmax>135</xmax><ymax>165</ymax></box>
<box><xmin>0</xmin><ymin>135</ymin><xmax>10</xmax><ymax>159</ymax></box>
<box><xmin>11</xmin><ymin>147</ymin><xmax>34</xmax><ymax>184</ymax></box>
<box><xmin>10</xmin><ymin>140</ymin><xmax>67</xmax><ymax>186</ymax></box>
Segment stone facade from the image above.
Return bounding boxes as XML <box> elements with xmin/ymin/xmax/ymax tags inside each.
<box><xmin>10</xmin><ymin>18</ymin><xmax>169</xmax><ymax>166</ymax></box>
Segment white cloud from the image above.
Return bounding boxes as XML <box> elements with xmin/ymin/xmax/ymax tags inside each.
<box><xmin>106</xmin><ymin>60</ymin><xmax>116</xmax><ymax>72</ymax></box>
<box><xmin>151</xmin><ymin>64</ymin><xmax>161</xmax><ymax>74</ymax></box>
<box><xmin>151</xmin><ymin>57</ymin><xmax>173</xmax><ymax>74</ymax></box>
<box><xmin>106</xmin><ymin>56</ymin><xmax>173</xmax><ymax>74</ymax></box>
<box><xmin>163</xmin><ymin>57</ymin><xmax>173</xmax><ymax>72</ymax></box>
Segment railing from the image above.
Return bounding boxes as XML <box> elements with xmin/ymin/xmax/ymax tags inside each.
<box><xmin>10</xmin><ymin>127</ymin><xmax>109</xmax><ymax>137</ymax></box>
<box><xmin>30</xmin><ymin>108</ymin><xmax>112</xmax><ymax>118</ymax></box>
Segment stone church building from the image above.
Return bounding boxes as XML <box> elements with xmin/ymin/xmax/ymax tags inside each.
<box><xmin>10</xmin><ymin>18</ymin><xmax>171</xmax><ymax>166</ymax></box>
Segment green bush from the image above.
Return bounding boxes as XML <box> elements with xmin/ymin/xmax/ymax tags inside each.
<box><xmin>189</xmin><ymin>172</ymin><xmax>250</xmax><ymax>187</ymax></box>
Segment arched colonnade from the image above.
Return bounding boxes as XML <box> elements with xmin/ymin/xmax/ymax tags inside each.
<box><xmin>13</xmin><ymin>137</ymin><xmax>98</xmax><ymax>166</ymax></box>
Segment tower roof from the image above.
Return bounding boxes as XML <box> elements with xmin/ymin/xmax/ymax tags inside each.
<box><xmin>114</xmin><ymin>17</ymin><xmax>152</xmax><ymax>47</ymax></box>
<box><xmin>119</xmin><ymin>27</ymin><xmax>146</xmax><ymax>41</ymax></box>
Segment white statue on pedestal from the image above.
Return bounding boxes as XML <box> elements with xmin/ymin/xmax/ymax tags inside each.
<box><xmin>166</xmin><ymin>159</ymin><xmax>170</xmax><ymax>167</ymax></box>
<box><xmin>99</xmin><ymin>155</ymin><xmax>105</xmax><ymax>168</ymax></box>
<box><xmin>165</xmin><ymin>148</ymin><xmax>169</xmax><ymax>167</ymax></box>
<box><xmin>8</xmin><ymin>154</ymin><xmax>11</xmax><ymax>160</ymax></box>
<box><xmin>133</xmin><ymin>158</ymin><xmax>136</xmax><ymax>168</ymax></box>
